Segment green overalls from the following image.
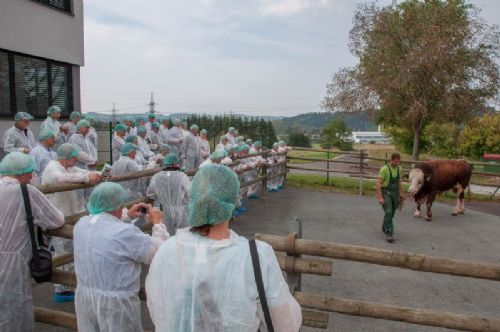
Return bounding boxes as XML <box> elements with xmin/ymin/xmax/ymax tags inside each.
<box><xmin>382</xmin><ymin>165</ymin><xmax>400</xmax><ymax>236</ymax></box>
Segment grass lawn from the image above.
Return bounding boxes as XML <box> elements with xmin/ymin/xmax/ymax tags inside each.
<box><xmin>287</xmin><ymin>149</ymin><xmax>339</xmax><ymax>164</ymax></box>
<box><xmin>286</xmin><ymin>173</ymin><xmax>495</xmax><ymax>202</ymax></box>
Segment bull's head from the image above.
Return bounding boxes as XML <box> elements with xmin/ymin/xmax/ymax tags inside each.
<box><xmin>407</xmin><ymin>168</ymin><xmax>429</xmax><ymax>196</ymax></box>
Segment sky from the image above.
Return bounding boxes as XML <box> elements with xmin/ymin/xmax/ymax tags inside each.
<box><xmin>81</xmin><ymin>0</ymin><xmax>500</xmax><ymax>117</ymax></box>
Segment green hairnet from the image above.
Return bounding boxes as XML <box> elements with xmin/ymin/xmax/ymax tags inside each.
<box><xmin>115</xmin><ymin>123</ymin><xmax>128</xmax><ymax>133</ymax></box>
<box><xmin>123</xmin><ymin>116</ymin><xmax>134</xmax><ymax>122</ymax></box>
<box><xmin>279</xmin><ymin>140</ymin><xmax>285</xmax><ymax>146</ymax></box>
<box><xmin>163</xmin><ymin>153</ymin><xmax>179</xmax><ymax>166</ymax></box>
<box><xmin>121</xmin><ymin>143</ymin><xmax>137</xmax><ymax>156</ymax></box>
<box><xmin>190</xmin><ymin>124</ymin><xmax>199</xmax><ymax>131</ymax></box>
<box><xmin>47</xmin><ymin>105</ymin><xmax>61</xmax><ymax>115</ymax></box>
<box><xmin>38</xmin><ymin>128</ymin><xmax>56</xmax><ymax>141</ymax></box>
<box><xmin>189</xmin><ymin>164</ymin><xmax>239</xmax><ymax>227</ymax></box>
<box><xmin>148</xmin><ymin>113</ymin><xmax>156</xmax><ymax>118</ymax></box>
<box><xmin>220</xmin><ymin>135</ymin><xmax>227</xmax><ymax>143</ymax></box>
<box><xmin>159</xmin><ymin>144</ymin><xmax>170</xmax><ymax>152</ymax></box>
<box><xmin>228</xmin><ymin>127</ymin><xmax>235</xmax><ymax>132</ymax></box>
<box><xmin>87</xmin><ymin>182</ymin><xmax>127</xmax><ymax>215</ymax></box>
<box><xmin>254</xmin><ymin>141</ymin><xmax>262</xmax><ymax>148</ymax></box>
<box><xmin>225</xmin><ymin>145</ymin><xmax>233</xmax><ymax>152</ymax></box>
<box><xmin>57</xmin><ymin>143</ymin><xmax>79</xmax><ymax>160</ymax></box>
<box><xmin>137</xmin><ymin>117</ymin><xmax>145</xmax><ymax>123</ymax></box>
<box><xmin>0</xmin><ymin>152</ymin><xmax>36</xmax><ymax>175</ymax></box>
<box><xmin>151</xmin><ymin>122</ymin><xmax>160</xmax><ymax>129</ymax></box>
<box><xmin>124</xmin><ymin>135</ymin><xmax>138</xmax><ymax>143</ymax></box>
<box><xmin>69</xmin><ymin>111</ymin><xmax>81</xmax><ymax>120</ymax></box>
<box><xmin>234</xmin><ymin>130</ymin><xmax>239</xmax><ymax>135</ymax></box>
<box><xmin>161</xmin><ymin>118</ymin><xmax>170</xmax><ymax>123</ymax></box>
<box><xmin>241</xmin><ymin>144</ymin><xmax>249</xmax><ymax>152</ymax></box>
<box><xmin>210</xmin><ymin>149</ymin><xmax>227</xmax><ymax>160</ymax></box>
<box><xmin>83</xmin><ymin>114</ymin><xmax>96</xmax><ymax>122</ymax></box>
<box><xmin>174</xmin><ymin>119</ymin><xmax>181</xmax><ymax>125</ymax></box>
<box><xmin>14</xmin><ymin>112</ymin><xmax>34</xmax><ymax>122</ymax></box>
<box><xmin>246</xmin><ymin>139</ymin><xmax>252</xmax><ymax>144</ymax></box>
<box><xmin>200</xmin><ymin>129</ymin><xmax>207</xmax><ymax>135</ymax></box>
<box><xmin>76</xmin><ymin>119</ymin><xmax>91</xmax><ymax>130</ymax></box>
<box><xmin>182</xmin><ymin>121</ymin><xmax>188</xmax><ymax>126</ymax></box>
<box><xmin>137</xmin><ymin>126</ymin><xmax>147</xmax><ymax>135</ymax></box>
<box><xmin>234</xmin><ymin>145</ymin><xmax>243</xmax><ymax>153</ymax></box>
<box><xmin>273</xmin><ymin>142</ymin><xmax>279</xmax><ymax>149</ymax></box>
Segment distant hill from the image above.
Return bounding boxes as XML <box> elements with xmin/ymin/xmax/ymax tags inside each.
<box><xmin>86</xmin><ymin>112</ymin><xmax>283</xmax><ymax>123</ymax></box>
<box><xmin>273</xmin><ymin>112</ymin><xmax>377</xmax><ymax>135</ymax></box>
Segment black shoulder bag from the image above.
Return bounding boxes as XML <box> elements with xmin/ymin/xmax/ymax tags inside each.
<box><xmin>249</xmin><ymin>238</ymin><xmax>275</xmax><ymax>332</ymax></box>
<box><xmin>20</xmin><ymin>184</ymin><xmax>52</xmax><ymax>283</ymax></box>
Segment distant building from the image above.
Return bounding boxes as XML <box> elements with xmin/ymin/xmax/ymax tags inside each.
<box><xmin>0</xmin><ymin>0</ymin><xmax>84</xmax><ymax>140</ymax></box>
<box><xmin>351</xmin><ymin>126</ymin><xmax>391</xmax><ymax>144</ymax></box>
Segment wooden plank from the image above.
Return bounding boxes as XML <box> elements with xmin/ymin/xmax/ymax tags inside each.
<box><xmin>52</xmin><ymin>254</ymin><xmax>74</xmax><ymax>268</ymax></box>
<box><xmin>302</xmin><ymin>309</ymin><xmax>329</xmax><ymax>329</ymax></box>
<box><xmin>295</xmin><ymin>292</ymin><xmax>500</xmax><ymax>332</ymax></box>
<box><xmin>34</xmin><ymin>307</ymin><xmax>78</xmax><ymax>330</ymax></box>
<box><xmin>255</xmin><ymin>234</ymin><xmax>500</xmax><ymax>281</ymax></box>
<box><xmin>276</xmin><ymin>256</ymin><xmax>332</xmax><ymax>276</ymax></box>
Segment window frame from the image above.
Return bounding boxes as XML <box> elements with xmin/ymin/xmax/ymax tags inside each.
<box><xmin>32</xmin><ymin>0</ymin><xmax>74</xmax><ymax>15</ymax></box>
<box><xmin>0</xmin><ymin>48</ymin><xmax>74</xmax><ymax>120</ymax></box>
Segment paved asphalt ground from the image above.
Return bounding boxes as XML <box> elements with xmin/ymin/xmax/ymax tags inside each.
<box><xmin>34</xmin><ymin>187</ymin><xmax>500</xmax><ymax>331</ymax></box>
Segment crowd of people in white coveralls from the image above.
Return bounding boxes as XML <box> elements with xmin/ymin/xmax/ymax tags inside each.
<box><xmin>0</xmin><ymin>106</ymin><xmax>299</xmax><ymax>332</ymax></box>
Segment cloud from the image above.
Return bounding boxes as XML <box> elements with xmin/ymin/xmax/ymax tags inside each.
<box><xmin>259</xmin><ymin>0</ymin><xmax>330</xmax><ymax>17</ymax></box>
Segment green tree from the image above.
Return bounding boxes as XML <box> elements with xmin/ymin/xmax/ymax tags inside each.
<box><xmin>320</xmin><ymin>118</ymin><xmax>353</xmax><ymax>151</ymax></box>
<box><xmin>459</xmin><ymin>113</ymin><xmax>500</xmax><ymax>159</ymax></box>
<box><xmin>287</xmin><ymin>133</ymin><xmax>311</xmax><ymax>148</ymax></box>
<box><xmin>322</xmin><ymin>0</ymin><xmax>499</xmax><ymax>160</ymax></box>
<box><xmin>425</xmin><ymin>123</ymin><xmax>461</xmax><ymax>158</ymax></box>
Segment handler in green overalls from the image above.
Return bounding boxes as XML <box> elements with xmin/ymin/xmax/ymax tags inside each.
<box><xmin>376</xmin><ymin>152</ymin><xmax>403</xmax><ymax>243</ymax></box>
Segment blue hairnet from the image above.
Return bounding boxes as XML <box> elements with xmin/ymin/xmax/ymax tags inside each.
<box><xmin>14</xmin><ymin>112</ymin><xmax>34</xmax><ymax>122</ymax></box>
<box><xmin>163</xmin><ymin>153</ymin><xmax>178</xmax><ymax>166</ymax></box>
<box><xmin>174</xmin><ymin>119</ymin><xmax>181</xmax><ymax>125</ymax></box>
<box><xmin>76</xmin><ymin>119</ymin><xmax>91</xmax><ymax>130</ymax></box>
<box><xmin>87</xmin><ymin>182</ymin><xmax>127</xmax><ymax>215</ymax></box>
<box><xmin>69</xmin><ymin>111</ymin><xmax>81</xmax><ymax>120</ymax></box>
<box><xmin>124</xmin><ymin>135</ymin><xmax>138</xmax><ymax>144</ymax></box>
<box><xmin>123</xmin><ymin>116</ymin><xmax>134</xmax><ymax>122</ymax></box>
<box><xmin>190</xmin><ymin>124</ymin><xmax>199</xmax><ymax>131</ymax></box>
<box><xmin>241</xmin><ymin>144</ymin><xmax>249</xmax><ymax>152</ymax></box>
<box><xmin>254</xmin><ymin>141</ymin><xmax>262</xmax><ymax>148</ymax></box>
<box><xmin>220</xmin><ymin>135</ymin><xmax>227</xmax><ymax>143</ymax></box>
<box><xmin>57</xmin><ymin>143</ymin><xmax>79</xmax><ymax>160</ymax></box>
<box><xmin>189</xmin><ymin>164</ymin><xmax>239</xmax><ymax>227</ymax></box>
<box><xmin>228</xmin><ymin>127</ymin><xmax>235</xmax><ymax>132</ymax></box>
<box><xmin>246</xmin><ymin>139</ymin><xmax>252</xmax><ymax>144</ymax></box>
<box><xmin>0</xmin><ymin>152</ymin><xmax>36</xmax><ymax>175</ymax></box>
<box><xmin>121</xmin><ymin>143</ymin><xmax>137</xmax><ymax>156</ymax></box>
<box><xmin>210</xmin><ymin>149</ymin><xmax>227</xmax><ymax>160</ymax></box>
<box><xmin>151</xmin><ymin>122</ymin><xmax>160</xmax><ymax>129</ymax></box>
<box><xmin>200</xmin><ymin>129</ymin><xmax>207</xmax><ymax>135</ymax></box>
<box><xmin>273</xmin><ymin>142</ymin><xmax>279</xmax><ymax>149</ymax></box>
<box><xmin>38</xmin><ymin>128</ymin><xmax>56</xmax><ymax>141</ymax></box>
<box><xmin>159</xmin><ymin>144</ymin><xmax>170</xmax><ymax>152</ymax></box>
<box><xmin>148</xmin><ymin>113</ymin><xmax>156</xmax><ymax>119</ymax></box>
<box><xmin>137</xmin><ymin>126</ymin><xmax>147</xmax><ymax>135</ymax></box>
<box><xmin>115</xmin><ymin>123</ymin><xmax>128</xmax><ymax>133</ymax></box>
<box><xmin>47</xmin><ymin>105</ymin><xmax>61</xmax><ymax>115</ymax></box>
<box><xmin>225</xmin><ymin>145</ymin><xmax>233</xmax><ymax>152</ymax></box>
<box><xmin>279</xmin><ymin>140</ymin><xmax>285</xmax><ymax>146</ymax></box>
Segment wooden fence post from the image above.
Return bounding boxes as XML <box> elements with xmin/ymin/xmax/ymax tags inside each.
<box><xmin>285</xmin><ymin>217</ymin><xmax>303</xmax><ymax>292</ymax></box>
<box><xmin>261</xmin><ymin>153</ymin><xmax>268</xmax><ymax>200</ymax></box>
<box><xmin>326</xmin><ymin>150</ymin><xmax>330</xmax><ymax>185</ymax></box>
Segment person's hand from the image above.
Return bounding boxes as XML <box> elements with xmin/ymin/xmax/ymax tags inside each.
<box><xmin>378</xmin><ymin>197</ymin><xmax>384</xmax><ymax>205</ymax></box>
<box><xmin>22</xmin><ymin>147</ymin><xmax>30</xmax><ymax>154</ymax></box>
<box><xmin>88</xmin><ymin>173</ymin><xmax>102</xmax><ymax>183</ymax></box>
<box><xmin>128</xmin><ymin>203</ymin><xmax>150</xmax><ymax>219</ymax></box>
<box><xmin>147</xmin><ymin>207</ymin><xmax>163</xmax><ymax>225</ymax></box>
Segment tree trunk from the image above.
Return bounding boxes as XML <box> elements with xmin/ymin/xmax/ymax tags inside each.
<box><xmin>412</xmin><ymin>128</ymin><xmax>420</xmax><ymax>161</ymax></box>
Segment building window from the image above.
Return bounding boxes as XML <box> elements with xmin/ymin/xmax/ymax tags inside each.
<box><xmin>35</xmin><ymin>0</ymin><xmax>71</xmax><ymax>13</ymax></box>
<box><xmin>0</xmin><ymin>49</ymin><xmax>73</xmax><ymax>119</ymax></box>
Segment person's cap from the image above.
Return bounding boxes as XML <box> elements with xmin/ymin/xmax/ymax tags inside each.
<box><xmin>57</xmin><ymin>143</ymin><xmax>79</xmax><ymax>160</ymax></box>
<box><xmin>87</xmin><ymin>182</ymin><xmax>127</xmax><ymax>215</ymax></box>
<box><xmin>121</xmin><ymin>143</ymin><xmax>138</xmax><ymax>156</ymax></box>
<box><xmin>163</xmin><ymin>153</ymin><xmax>179</xmax><ymax>166</ymax></box>
<box><xmin>14</xmin><ymin>112</ymin><xmax>34</xmax><ymax>122</ymax></box>
<box><xmin>0</xmin><ymin>152</ymin><xmax>36</xmax><ymax>175</ymax></box>
<box><xmin>38</xmin><ymin>128</ymin><xmax>57</xmax><ymax>142</ymax></box>
<box><xmin>47</xmin><ymin>105</ymin><xmax>61</xmax><ymax>116</ymax></box>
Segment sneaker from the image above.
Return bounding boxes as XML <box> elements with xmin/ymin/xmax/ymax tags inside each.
<box><xmin>238</xmin><ymin>206</ymin><xmax>248</xmax><ymax>213</ymax></box>
<box><xmin>54</xmin><ymin>291</ymin><xmax>75</xmax><ymax>303</ymax></box>
<box><xmin>278</xmin><ymin>185</ymin><xmax>283</xmax><ymax>189</ymax></box>
<box><xmin>248</xmin><ymin>194</ymin><xmax>258</xmax><ymax>200</ymax></box>
<box><xmin>232</xmin><ymin>210</ymin><xmax>241</xmax><ymax>217</ymax></box>
<box><xmin>385</xmin><ymin>233</ymin><xmax>394</xmax><ymax>243</ymax></box>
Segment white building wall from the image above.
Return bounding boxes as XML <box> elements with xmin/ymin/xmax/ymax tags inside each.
<box><xmin>0</xmin><ymin>0</ymin><xmax>84</xmax><ymax>66</ymax></box>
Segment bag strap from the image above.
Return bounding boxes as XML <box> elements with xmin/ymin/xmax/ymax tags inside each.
<box><xmin>249</xmin><ymin>238</ymin><xmax>274</xmax><ymax>332</ymax></box>
<box><xmin>20</xmin><ymin>184</ymin><xmax>40</xmax><ymax>260</ymax></box>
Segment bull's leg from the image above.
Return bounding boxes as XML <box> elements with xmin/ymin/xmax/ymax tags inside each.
<box><xmin>452</xmin><ymin>184</ymin><xmax>464</xmax><ymax>216</ymax></box>
<box><xmin>458</xmin><ymin>186</ymin><xmax>466</xmax><ymax>215</ymax></box>
<box><xmin>414</xmin><ymin>197</ymin><xmax>422</xmax><ymax>218</ymax></box>
<box><xmin>425</xmin><ymin>193</ymin><xmax>436</xmax><ymax>221</ymax></box>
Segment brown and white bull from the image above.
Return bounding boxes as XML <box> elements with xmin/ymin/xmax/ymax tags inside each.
<box><xmin>407</xmin><ymin>160</ymin><xmax>472</xmax><ymax>221</ymax></box>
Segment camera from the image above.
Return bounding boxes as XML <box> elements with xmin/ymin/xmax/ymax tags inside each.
<box><xmin>139</xmin><ymin>206</ymin><xmax>148</xmax><ymax>214</ymax></box>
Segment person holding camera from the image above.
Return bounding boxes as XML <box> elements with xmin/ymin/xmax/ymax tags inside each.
<box><xmin>73</xmin><ymin>182</ymin><xmax>168</xmax><ymax>332</ymax></box>
<box><xmin>0</xmin><ymin>152</ymin><xmax>65</xmax><ymax>332</ymax></box>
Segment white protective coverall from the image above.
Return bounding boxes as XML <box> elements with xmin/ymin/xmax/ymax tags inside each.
<box><xmin>29</xmin><ymin>144</ymin><xmax>57</xmax><ymax>185</ymax></box>
<box><xmin>246</xmin><ymin>153</ymin><xmax>264</xmax><ymax>197</ymax></box>
<box><xmin>3</xmin><ymin>126</ymin><xmax>37</xmax><ymax>153</ymax></box>
<box><xmin>181</xmin><ymin>132</ymin><xmax>201</xmax><ymax>171</ymax></box>
<box><xmin>149</xmin><ymin>130</ymin><xmax>161</xmax><ymax>152</ymax></box>
<box><xmin>137</xmin><ymin>136</ymin><xmax>154</xmax><ymax>161</ymax></box>
<box><xmin>167</xmin><ymin>126</ymin><xmax>183</xmax><ymax>158</ymax></box>
<box><xmin>146</xmin><ymin>170</ymin><xmax>190</xmax><ymax>234</ymax></box>
<box><xmin>111</xmin><ymin>156</ymin><xmax>145</xmax><ymax>200</ymax></box>
<box><xmin>42</xmin><ymin>160</ymin><xmax>92</xmax><ymax>293</ymax></box>
<box><xmin>111</xmin><ymin>134</ymin><xmax>125</xmax><ymax>164</ymax></box>
<box><xmin>40</xmin><ymin>117</ymin><xmax>61</xmax><ymax>133</ymax></box>
<box><xmin>0</xmin><ymin>178</ymin><xmax>64</xmax><ymax>332</ymax></box>
<box><xmin>74</xmin><ymin>213</ymin><xmax>168</xmax><ymax>332</ymax></box>
<box><xmin>225</xmin><ymin>132</ymin><xmax>235</xmax><ymax>146</ymax></box>
<box><xmin>159</xmin><ymin>125</ymin><xmax>169</xmax><ymax>144</ymax></box>
<box><xmin>146</xmin><ymin>229</ymin><xmax>302</xmax><ymax>332</ymax></box>
<box><xmin>68</xmin><ymin>134</ymin><xmax>98</xmax><ymax>170</ymax></box>
<box><xmin>199</xmin><ymin>138</ymin><xmax>210</xmax><ymax>161</ymax></box>
<box><xmin>88</xmin><ymin>127</ymin><xmax>98</xmax><ymax>151</ymax></box>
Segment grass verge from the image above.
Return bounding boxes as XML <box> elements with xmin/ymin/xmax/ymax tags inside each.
<box><xmin>286</xmin><ymin>173</ymin><xmax>496</xmax><ymax>202</ymax></box>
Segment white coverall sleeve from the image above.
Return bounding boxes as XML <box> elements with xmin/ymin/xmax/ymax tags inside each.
<box><xmin>181</xmin><ymin>174</ymin><xmax>190</xmax><ymax>201</ymax></box>
<box><xmin>28</xmin><ymin>185</ymin><xmax>65</xmax><ymax>230</ymax></box>
<box><xmin>51</xmin><ymin>168</ymin><xmax>90</xmax><ymax>183</ymax></box>
<box><xmin>119</xmin><ymin>224</ymin><xmax>168</xmax><ymax>265</ymax></box>
<box><xmin>146</xmin><ymin>176</ymin><xmax>158</xmax><ymax>200</ymax></box>
<box><xmin>3</xmin><ymin>130</ymin><xmax>21</xmax><ymax>153</ymax></box>
<box><xmin>256</xmin><ymin>241</ymin><xmax>302</xmax><ymax>332</ymax></box>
